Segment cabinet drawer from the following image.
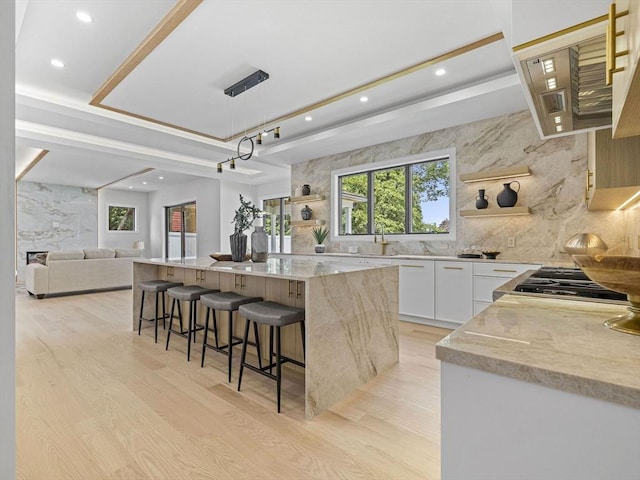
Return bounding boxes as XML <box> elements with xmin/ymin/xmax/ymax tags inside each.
<box><xmin>473</xmin><ymin>262</ymin><xmax>537</xmax><ymax>278</ymax></box>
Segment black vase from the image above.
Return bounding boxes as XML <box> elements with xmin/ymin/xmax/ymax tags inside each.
<box><xmin>301</xmin><ymin>205</ymin><xmax>312</xmax><ymax>220</ymax></box>
<box><xmin>302</xmin><ymin>184</ymin><xmax>311</xmax><ymax>195</ymax></box>
<box><xmin>229</xmin><ymin>233</ymin><xmax>247</xmax><ymax>262</ymax></box>
<box><xmin>475</xmin><ymin>189</ymin><xmax>489</xmax><ymax>209</ymax></box>
<box><xmin>497</xmin><ymin>181</ymin><xmax>520</xmax><ymax>208</ymax></box>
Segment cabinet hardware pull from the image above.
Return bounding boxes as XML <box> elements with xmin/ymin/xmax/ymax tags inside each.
<box><xmin>443</xmin><ymin>266</ymin><xmax>463</xmax><ymax>270</ymax></box>
<box><xmin>296</xmin><ymin>281</ymin><xmax>303</xmax><ymax>298</ymax></box>
<box><xmin>493</xmin><ymin>269</ymin><xmax>517</xmax><ymax>273</ymax></box>
<box><xmin>288</xmin><ymin>280</ymin><xmax>294</xmax><ymax>297</ymax></box>
<box><xmin>606</xmin><ymin>3</ymin><xmax>629</xmax><ymax>85</ymax></box>
<box><xmin>401</xmin><ymin>264</ymin><xmax>424</xmax><ymax>268</ymax></box>
<box><xmin>234</xmin><ymin>274</ymin><xmax>241</xmax><ymax>289</ymax></box>
<box><xmin>241</xmin><ymin>275</ymin><xmax>246</xmax><ymax>289</ymax></box>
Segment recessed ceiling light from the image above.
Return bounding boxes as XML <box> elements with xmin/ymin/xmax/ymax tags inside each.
<box><xmin>435</xmin><ymin>68</ymin><xmax>446</xmax><ymax>76</ymax></box>
<box><xmin>262</xmin><ymin>131</ymin><xmax>268</xmax><ymax>137</ymax></box>
<box><xmin>50</xmin><ymin>58</ymin><xmax>65</xmax><ymax>68</ymax></box>
<box><xmin>128</xmin><ymin>186</ymin><xmax>133</xmax><ymax>189</ymax></box>
<box><xmin>158</xmin><ymin>176</ymin><xmax>164</xmax><ymax>180</ymax></box>
<box><xmin>75</xmin><ymin>11</ymin><xmax>93</xmax><ymax>23</ymax></box>
<box><xmin>142</xmin><ymin>181</ymin><xmax>147</xmax><ymax>185</ymax></box>
<box><xmin>305</xmin><ymin>116</ymin><xmax>312</xmax><ymax>122</ymax></box>
<box><xmin>360</xmin><ymin>96</ymin><xmax>368</xmax><ymax>103</ymax></box>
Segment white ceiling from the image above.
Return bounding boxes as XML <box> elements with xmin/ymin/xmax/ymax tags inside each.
<box><xmin>14</xmin><ymin>0</ymin><xmax>611</xmax><ymax>191</ymax></box>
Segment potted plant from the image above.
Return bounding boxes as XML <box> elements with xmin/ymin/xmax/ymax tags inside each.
<box><xmin>312</xmin><ymin>226</ymin><xmax>329</xmax><ymax>253</ymax></box>
<box><xmin>230</xmin><ymin>194</ymin><xmax>261</xmax><ymax>262</ymax></box>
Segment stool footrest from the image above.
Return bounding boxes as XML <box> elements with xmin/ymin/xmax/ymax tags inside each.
<box><xmin>168</xmin><ymin>324</ymin><xmax>203</xmax><ymax>339</ymax></box>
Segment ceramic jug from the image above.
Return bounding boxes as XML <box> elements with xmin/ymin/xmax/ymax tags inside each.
<box><xmin>497</xmin><ymin>181</ymin><xmax>520</xmax><ymax>208</ymax></box>
<box><xmin>302</xmin><ymin>184</ymin><xmax>311</xmax><ymax>195</ymax></box>
<box><xmin>475</xmin><ymin>189</ymin><xmax>489</xmax><ymax>209</ymax></box>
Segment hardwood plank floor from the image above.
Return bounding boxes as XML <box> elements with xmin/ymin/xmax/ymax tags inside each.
<box><xmin>15</xmin><ymin>289</ymin><xmax>451</xmax><ymax>479</ymax></box>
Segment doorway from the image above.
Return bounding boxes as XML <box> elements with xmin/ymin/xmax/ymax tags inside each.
<box><xmin>165</xmin><ymin>201</ymin><xmax>197</xmax><ymax>259</ymax></box>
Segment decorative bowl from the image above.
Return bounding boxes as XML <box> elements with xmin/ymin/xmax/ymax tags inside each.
<box><xmin>571</xmin><ymin>254</ymin><xmax>640</xmax><ymax>335</ymax></box>
<box><xmin>482</xmin><ymin>251</ymin><xmax>500</xmax><ymax>260</ymax></box>
<box><xmin>564</xmin><ymin>233</ymin><xmax>608</xmax><ymax>256</ymax></box>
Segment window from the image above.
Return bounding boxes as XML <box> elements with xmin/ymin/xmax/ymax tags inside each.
<box><xmin>262</xmin><ymin>196</ymin><xmax>291</xmax><ymax>253</ymax></box>
<box><xmin>165</xmin><ymin>202</ymin><xmax>197</xmax><ymax>259</ymax></box>
<box><xmin>108</xmin><ymin>206</ymin><xmax>136</xmax><ymax>231</ymax></box>
<box><xmin>332</xmin><ymin>150</ymin><xmax>455</xmax><ymax>240</ymax></box>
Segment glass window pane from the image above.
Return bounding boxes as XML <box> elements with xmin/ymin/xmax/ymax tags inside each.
<box><xmin>108</xmin><ymin>206</ymin><xmax>135</xmax><ymax>231</ymax></box>
<box><xmin>340</xmin><ymin>173</ymin><xmax>368</xmax><ymax>235</ymax></box>
<box><xmin>283</xmin><ymin>199</ymin><xmax>291</xmax><ymax>253</ymax></box>
<box><xmin>411</xmin><ymin>160</ymin><xmax>450</xmax><ymax>233</ymax></box>
<box><xmin>374</xmin><ymin>166</ymin><xmax>405</xmax><ymax>234</ymax></box>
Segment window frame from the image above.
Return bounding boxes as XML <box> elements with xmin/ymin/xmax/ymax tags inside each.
<box><xmin>107</xmin><ymin>205</ymin><xmax>137</xmax><ymax>232</ymax></box>
<box><xmin>330</xmin><ymin>149</ymin><xmax>456</xmax><ymax>242</ymax></box>
<box><xmin>260</xmin><ymin>195</ymin><xmax>292</xmax><ymax>254</ymax></box>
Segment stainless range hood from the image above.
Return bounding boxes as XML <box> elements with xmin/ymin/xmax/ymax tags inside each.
<box><xmin>515</xmin><ymin>20</ymin><xmax>612</xmax><ymax>138</ymax></box>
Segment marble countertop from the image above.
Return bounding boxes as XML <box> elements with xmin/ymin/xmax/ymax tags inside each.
<box><xmin>134</xmin><ymin>256</ymin><xmax>393</xmax><ymax>281</ymax></box>
<box><xmin>436</xmin><ymin>294</ymin><xmax>640</xmax><ymax>409</ymax></box>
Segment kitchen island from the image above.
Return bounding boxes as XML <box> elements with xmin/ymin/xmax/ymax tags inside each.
<box><xmin>436</xmin><ymin>294</ymin><xmax>640</xmax><ymax>480</ymax></box>
<box><xmin>133</xmin><ymin>257</ymin><xmax>399</xmax><ymax>419</ymax></box>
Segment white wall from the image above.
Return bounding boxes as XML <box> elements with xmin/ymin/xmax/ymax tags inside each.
<box><xmin>0</xmin><ymin>1</ymin><xmax>16</xmax><ymax>477</ymax></box>
<box><xmin>148</xmin><ymin>178</ymin><xmax>221</xmax><ymax>258</ymax></box>
<box><xmin>98</xmin><ymin>189</ymin><xmax>150</xmax><ymax>251</ymax></box>
<box><xmin>255</xmin><ymin>177</ymin><xmax>291</xmax><ymax>203</ymax></box>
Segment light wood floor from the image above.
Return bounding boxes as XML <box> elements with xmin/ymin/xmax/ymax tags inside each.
<box><xmin>15</xmin><ymin>289</ymin><xmax>451</xmax><ymax>480</ymax></box>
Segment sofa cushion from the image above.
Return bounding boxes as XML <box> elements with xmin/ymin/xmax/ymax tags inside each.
<box><xmin>115</xmin><ymin>248</ymin><xmax>143</xmax><ymax>258</ymax></box>
<box><xmin>46</xmin><ymin>250</ymin><xmax>85</xmax><ymax>264</ymax></box>
<box><xmin>84</xmin><ymin>248</ymin><xmax>116</xmax><ymax>259</ymax></box>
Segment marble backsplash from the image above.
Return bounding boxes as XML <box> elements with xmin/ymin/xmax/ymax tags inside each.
<box><xmin>291</xmin><ymin>110</ymin><xmax>633</xmax><ymax>262</ymax></box>
<box><xmin>16</xmin><ymin>182</ymin><xmax>98</xmax><ymax>281</ymax></box>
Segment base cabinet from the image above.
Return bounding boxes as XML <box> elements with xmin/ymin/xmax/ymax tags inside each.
<box><xmin>435</xmin><ymin>261</ymin><xmax>473</xmax><ymax>325</ymax></box>
<box><xmin>398</xmin><ymin>260</ymin><xmax>435</xmax><ymax>320</ymax></box>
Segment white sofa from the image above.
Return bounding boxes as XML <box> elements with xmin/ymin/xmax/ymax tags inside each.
<box><xmin>25</xmin><ymin>248</ymin><xmax>142</xmax><ymax>298</ymax></box>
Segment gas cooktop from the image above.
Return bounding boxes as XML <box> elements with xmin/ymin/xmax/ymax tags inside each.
<box><xmin>513</xmin><ymin>266</ymin><xmax>627</xmax><ymax>302</ymax></box>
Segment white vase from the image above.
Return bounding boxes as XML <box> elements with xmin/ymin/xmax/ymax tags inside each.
<box><xmin>315</xmin><ymin>244</ymin><xmax>326</xmax><ymax>253</ymax></box>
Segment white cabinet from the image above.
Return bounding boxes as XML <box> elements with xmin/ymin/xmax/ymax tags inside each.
<box><xmin>397</xmin><ymin>260</ymin><xmax>435</xmax><ymax>321</ymax></box>
<box><xmin>435</xmin><ymin>261</ymin><xmax>473</xmax><ymax>325</ymax></box>
<box><xmin>473</xmin><ymin>262</ymin><xmax>541</xmax><ymax>316</ymax></box>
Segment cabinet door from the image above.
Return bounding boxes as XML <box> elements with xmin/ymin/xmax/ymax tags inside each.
<box><xmin>398</xmin><ymin>260</ymin><xmax>435</xmax><ymax>320</ymax></box>
<box><xmin>435</xmin><ymin>261</ymin><xmax>473</xmax><ymax>325</ymax></box>
<box><xmin>612</xmin><ymin>0</ymin><xmax>640</xmax><ymax>138</ymax></box>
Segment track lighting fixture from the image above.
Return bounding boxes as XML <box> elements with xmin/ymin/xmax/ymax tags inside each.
<box><xmin>216</xmin><ymin>126</ymin><xmax>281</xmax><ymax>173</ymax></box>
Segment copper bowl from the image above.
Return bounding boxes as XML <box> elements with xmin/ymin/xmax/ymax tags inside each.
<box><xmin>571</xmin><ymin>254</ymin><xmax>640</xmax><ymax>335</ymax></box>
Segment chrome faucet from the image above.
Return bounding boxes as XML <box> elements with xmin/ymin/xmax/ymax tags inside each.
<box><xmin>374</xmin><ymin>224</ymin><xmax>389</xmax><ymax>255</ymax></box>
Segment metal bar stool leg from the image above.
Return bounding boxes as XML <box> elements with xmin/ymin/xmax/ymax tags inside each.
<box><xmin>237</xmin><ymin>319</ymin><xmax>251</xmax><ymax>392</ymax></box>
<box><xmin>269</xmin><ymin>325</ymin><xmax>274</xmax><ymax>375</ymax></box>
<box><xmin>227</xmin><ymin>312</ymin><xmax>233</xmax><ymax>383</ymax></box>
<box><xmin>187</xmin><ymin>300</ymin><xmax>193</xmax><ymax>361</ymax></box>
<box><xmin>161</xmin><ymin>291</ymin><xmax>167</xmax><ymax>329</ymax></box>
<box><xmin>138</xmin><ymin>290</ymin><xmax>145</xmax><ymax>335</ymax></box>
<box><xmin>154</xmin><ymin>291</ymin><xmax>160</xmax><ymax>343</ymax></box>
<box><xmin>276</xmin><ymin>326</ymin><xmax>282</xmax><ymax>413</ymax></box>
<box><xmin>166</xmin><ymin>298</ymin><xmax>176</xmax><ymax>350</ymax></box>
<box><xmin>201</xmin><ymin>307</ymin><xmax>210</xmax><ymax>368</ymax></box>
<box><xmin>253</xmin><ymin>321</ymin><xmax>263</xmax><ymax>370</ymax></box>
<box><xmin>300</xmin><ymin>321</ymin><xmax>305</xmax><ymax>359</ymax></box>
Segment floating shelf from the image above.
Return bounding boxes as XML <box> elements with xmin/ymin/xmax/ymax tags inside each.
<box><xmin>291</xmin><ymin>219</ymin><xmax>326</xmax><ymax>226</ymax></box>
<box><xmin>290</xmin><ymin>194</ymin><xmax>325</xmax><ymax>204</ymax></box>
<box><xmin>460</xmin><ymin>166</ymin><xmax>531</xmax><ymax>183</ymax></box>
<box><xmin>460</xmin><ymin>207</ymin><xmax>531</xmax><ymax>217</ymax></box>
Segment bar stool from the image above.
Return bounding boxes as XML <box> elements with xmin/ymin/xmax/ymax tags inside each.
<box><xmin>165</xmin><ymin>285</ymin><xmax>219</xmax><ymax>361</ymax></box>
<box><xmin>137</xmin><ymin>280</ymin><xmax>183</xmax><ymax>343</ymax></box>
<box><xmin>200</xmin><ymin>291</ymin><xmax>264</xmax><ymax>382</ymax></box>
<box><xmin>237</xmin><ymin>301</ymin><xmax>305</xmax><ymax>413</ymax></box>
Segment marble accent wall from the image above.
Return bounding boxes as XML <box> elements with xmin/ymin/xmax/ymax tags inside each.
<box><xmin>16</xmin><ymin>182</ymin><xmax>98</xmax><ymax>281</ymax></box>
<box><xmin>292</xmin><ymin>110</ymin><xmax>631</xmax><ymax>262</ymax></box>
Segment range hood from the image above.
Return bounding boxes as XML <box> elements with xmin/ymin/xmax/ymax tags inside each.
<box><xmin>515</xmin><ymin>21</ymin><xmax>612</xmax><ymax>138</ymax></box>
